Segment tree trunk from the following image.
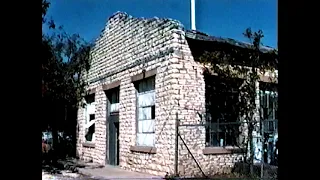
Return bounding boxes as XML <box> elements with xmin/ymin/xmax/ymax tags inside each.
<box><xmin>51</xmin><ymin>105</ymin><xmax>60</xmax><ymax>164</ymax></box>
<box><xmin>51</xmin><ymin>123</ymin><xmax>58</xmax><ymax>164</ymax></box>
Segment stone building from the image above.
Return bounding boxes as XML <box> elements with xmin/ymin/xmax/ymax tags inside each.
<box><xmin>76</xmin><ymin>12</ymin><xmax>278</xmax><ymax>177</ymax></box>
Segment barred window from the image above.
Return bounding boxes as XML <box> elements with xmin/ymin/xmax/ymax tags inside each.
<box><xmin>205</xmin><ymin>75</ymin><xmax>243</xmax><ymax>147</ymax></box>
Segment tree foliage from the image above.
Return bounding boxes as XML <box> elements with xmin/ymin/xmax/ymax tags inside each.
<box><xmin>41</xmin><ymin>0</ymin><xmax>92</xmax><ymax>157</ymax></box>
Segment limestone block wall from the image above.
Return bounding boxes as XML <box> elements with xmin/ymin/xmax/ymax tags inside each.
<box><xmin>173</xmin><ymin>30</ymin><xmax>244</xmax><ymax>177</ymax></box>
<box><xmin>76</xmin><ymin>12</ymin><xmax>187</xmax><ymax>176</ymax></box>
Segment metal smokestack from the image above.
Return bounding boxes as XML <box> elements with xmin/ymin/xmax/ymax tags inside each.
<box><xmin>191</xmin><ymin>0</ymin><xmax>196</xmax><ymax>30</ymax></box>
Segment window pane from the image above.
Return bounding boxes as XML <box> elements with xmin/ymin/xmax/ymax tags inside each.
<box><xmin>142</xmin><ymin>120</ymin><xmax>155</xmax><ymax>133</ymax></box>
<box><xmin>138</xmin><ymin>81</ymin><xmax>145</xmax><ymax>92</ymax></box>
<box><xmin>266</xmin><ymin>91</ymin><xmax>270</xmax><ymax>107</ymax></box>
<box><xmin>110</xmin><ymin>103</ymin><xmax>119</xmax><ymax>112</ymax></box>
<box><xmin>263</xmin><ymin>94</ymin><xmax>268</xmax><ymax>108</ymax></box>
<box><xmin>151</xmin><ymin>105</ymin><xmax>155</xmax><ymax>119</ymax></box>
<box><xmin>259</xmin><ymin>91</ymin><xmax>263</xmax><ymax>105</ymax></box>
<box><xmin>86</xmin><ymin>104</ymin><xmax>95</xmax><ymax>124</ymax></box>
<box><xmin>137</xmin><ymin>121</ymin><xmax>143</xmax><ymax>133</ymax></box>
<box><xmin>206</xmin><ymin>122</ymin><xmax>220</xmax><ymax>147</ymax></box>
<box><xmin>206</xmin><ymin>122</ymin><xmax>240</xmax><ymax>147</ymax></box>
<box><xmin>111</xmin><ymin>90</ymin><xmax>119</xmax><ymax>104</ymax></box>
<box><xmin>146</xmin><ymin>77</ymin><xmax>155</xmax><ymax>91</ymax></box>
<box><xmin>85</xmin><ymin>124</ymin><xmax>95</xmax><ymax>142</ymax></box>
<box><xmin>138</xmin><ymin>107</ymin><xmax>152</xmax><ymax>120</ymax></box>
<box><xmin>138</xmin><ymin>91</ymin><xmax>155</xmax><ymax>107</ymax></box>
<box><xmin>205</xmin><ymin>127</ymin><xmax>210</xmax><ymax>146</ymax></box>
<box><xmin>263</xmin><ymin>107</ymin><xmax>268</xmax><ymax>119</ymax></box>
<box><xmin>225</xmin><ymin>124</ymin><xmax>240</xmax><ymax>146</ymax></box>
<box><xmin>208</xmin><ymin>132</ymin><xmax>219</xmax><ymax>147</ymax></box>
<box><xmin>89</xmin><ymin>114</ymin><xmax>95</xmax><ymax>121</ymax></box>
<box><xmin>137</xmin><ymin>76</ymin><xmax>155</xmax><ymax>92</ymax></box>
<box><xmin>269</xmin><ymin>98</ymin><xmax>274</xmax><ymax>111</ymax></box>
<box><xmin>260</xmin><ymin>91</ymin><xmax>265</xmax><ymax>107</ymax></box>
<box><xmin>85</xmin><ymin>94</ymin><xmax>95</xmax><ymax>103</ymax></box>
<box><xmin>269</xmin><ymin>121</ymin><xmax>274</xmax><ymax>131</ymax></box>
<box><xmin>87</xmin><ymin>103</ymin><xmax>95</xmax><ymax>114</ymax></box>
<box><xmin>272</xmin><ymin>94</ymin><xmax>278</xmax><ymax>119</ymax></box>
<box><xmin>137</xmin><ymin>133</ymin><xmax>155</xmax><ymax>146</ymax></box>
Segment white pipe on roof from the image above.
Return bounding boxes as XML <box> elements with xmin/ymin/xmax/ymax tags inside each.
<box><xmin>191</xmin><ymin>0</ymin><xmax>196</xmax><ymax>30</ymax></box>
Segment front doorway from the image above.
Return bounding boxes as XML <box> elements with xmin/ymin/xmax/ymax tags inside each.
<box><xmin>106</xmin><ymin>86</ymin><xmax>120</xmax><ymax>166</ymax></box>
<box><xmin>109</xmin><ymin>115</ymin><xmax>119</xmax><ymax>166</ymax></box>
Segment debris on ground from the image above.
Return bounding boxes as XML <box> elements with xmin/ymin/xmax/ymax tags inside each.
<box><xmin>42</xmin><ymin>170</ymin><xmax>98</xmax><ymax>180</ymax></box>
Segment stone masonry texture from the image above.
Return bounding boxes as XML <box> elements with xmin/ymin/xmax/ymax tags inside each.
<box><xmin>76</xmin><ymin>12</ymin><xmax>243</xmax><ymax>177</ymax></box>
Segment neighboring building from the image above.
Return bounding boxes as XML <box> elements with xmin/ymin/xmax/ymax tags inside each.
<box><xmin>76</xmin><ymin>12</ymin><xmax>278</xmax><ymax>177</ymax></box>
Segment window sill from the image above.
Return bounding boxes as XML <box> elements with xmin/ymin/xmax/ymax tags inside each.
<box><xmin>203</xmin><ymin>147</ymin><xmax>245</xmax><ymax>155</ymax></box>
<box><xmin>82</xmin><ymin>142</ymin><xmax>96</xmax><ymax>148</ymax></box>
<box><xmin>130</xmin><ymin>146</ymin><xmax>157</xmax><ymax>154</ymax></box>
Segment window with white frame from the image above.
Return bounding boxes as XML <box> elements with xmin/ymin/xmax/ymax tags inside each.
<box><xmin>84</xmin><ymin>94</ymin><xmax>96</xmax><ymax>142</ymax></box>
<box><xmin>259</xmin><ymin>84</ymin><xmax>278</xmax><ymax>133</ymax></box>
<box><xmin>260</xmin><ymin>91</ymin><xmax>278</xmax><ymax>120</ymax></box>
<box><xmin>135</xmin><ymin>76</ymin><xmax>156</xmax><ymax>147</ymax></box>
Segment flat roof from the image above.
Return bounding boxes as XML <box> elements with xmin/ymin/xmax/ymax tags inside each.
<box><xmin>185</xmin><ymin>30</ymin><xmax>276</xmax><ymax>53</ymax></box>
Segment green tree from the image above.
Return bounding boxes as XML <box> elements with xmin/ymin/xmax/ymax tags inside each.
<box><xmin>42</xmin><ymin>0</ymin><xmax>92</xmax><ymax>158</ymax></box>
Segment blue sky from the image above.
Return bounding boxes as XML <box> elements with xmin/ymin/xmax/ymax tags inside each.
<box><xmin>44</xmin><ymin>0</ymin><xmax>277</xmax><ymax>48</ymax></box>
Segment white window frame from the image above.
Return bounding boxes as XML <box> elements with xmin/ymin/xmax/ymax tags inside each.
<box><xmin>135</xmin><ymin>76</ymin><xmax>156</xmax><ymax>147</ymax></box>
<box><xmin>259</xmin><ymin>90</ymin><xmax>278</xmax><ymax>119</ymax></box>
<box><xmin>259</xmin><ymin>90</ymin><xmax>278</xmax><ymax>132</ymax></box>
<box><xmin>84</xmin><ymin>94</ymin><xmax>96</xmax><ymax>142</ymax></box>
